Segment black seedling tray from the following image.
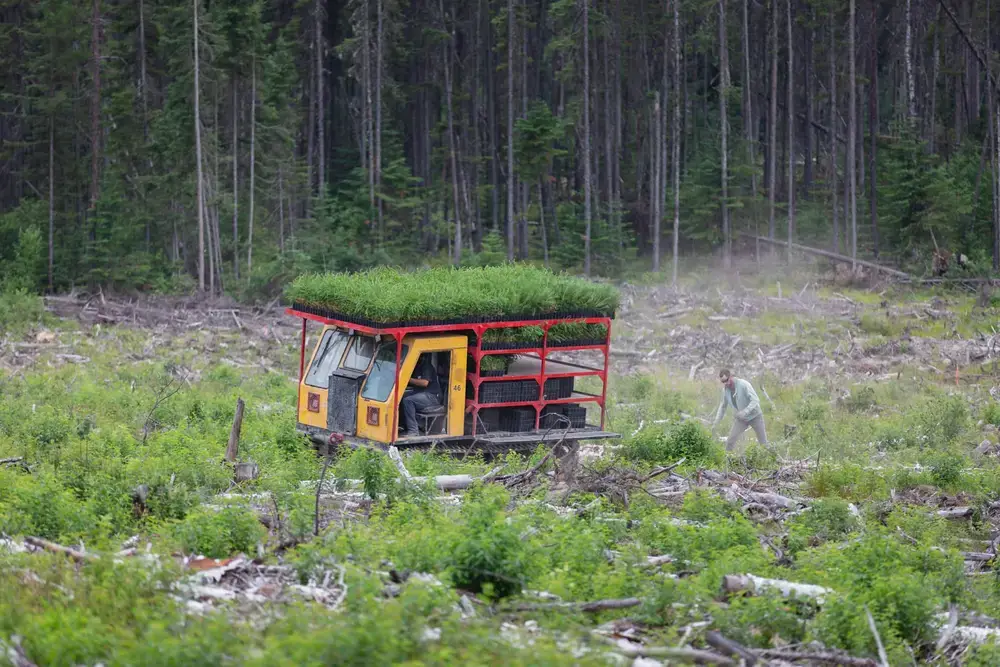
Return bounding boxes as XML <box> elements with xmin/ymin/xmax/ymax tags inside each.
<box><xmin>479</xmin><ymin>380</ymin><xmax>539</xmax><ymax>404</ymax></box>
<box><xmin>563</xmin><ymin>404</ymin><xmax>587</xmax><ymax>428</ymax></box>
<box><xmin>502</xmin><ymin>408</ymin><xmax>536</xmax><ymax>433</ymax></box>
<box><xmin>548</xmin><ymin>338</ymin><xmax>606</xmax><ymax>348</ymax></box>
<box><xmin>543</xmin><ymin>377</ymin><xmax>574</xmax><ymax>400</ymax></box>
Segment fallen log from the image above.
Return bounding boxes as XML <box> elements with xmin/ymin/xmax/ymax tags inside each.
<box><xmin>610</xmin><ymin>644</ymin><xmax>734</xmax><ymax>665</ymax></box>
<box><xmin>754</xmin><ymin>649</ymin><xmax>877</xmax><ymax>666</ymax></box>
<box><xmin>705</xmin><ymin>631</ymin><xmax>757</xmax><ymax>665</ymax></box>
<box><xmin>722</xmin><ymin>574</ymin><xmax>832</xmax><ymax>602</ymax></box>
<box><xmin>724</xmin><ymin>574</ymin><xmax>1000</xmax><ymax>648</ymax></box>
<box><xmin>936</xmin><ymin>507</ymin><xmax>974</xmax><ymax>520</ymax></box>
<box><xmin>24</xmin><ymin>536</ymin><xmax>97</xmax><ymax>563</ymax></box>
<box><xmin>507</xmin><ymin>596</ymin><xmax>641</xmax><ymax>613</ymax></box>
<box><xmin>0</xmin><ymin>636</ymin><xmax>37</xmax><ymax>667</ymax></box>
<box><xmin>747</xmin><ymin>235</ymin><xmax>910</xmax><ymax>279</ymax></box>
<box><xmin>387</xmin><ymin>446</ymin><xmax>414</xmax><ymax>481</ymax></box>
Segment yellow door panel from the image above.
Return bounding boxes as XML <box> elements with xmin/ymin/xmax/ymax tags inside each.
<box><xmin>354</xmin><ymin>334</ymin><xmax>469</xmax><ymax>444</ymax></box>
<box><xmin>298</xmin><ymin>384</ymin><xmax>328</xmax><ymax>429</ymax></box>
<box><xmin>446</xmin><ymin>351</ymin><xmax>467</xmax><ymax>436</ymax></box>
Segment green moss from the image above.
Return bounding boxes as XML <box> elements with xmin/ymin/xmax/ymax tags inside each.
<box><xmin>287</xmin><ymin>265</ymin><xmax>620</xmax><ymax>323</ymax></box>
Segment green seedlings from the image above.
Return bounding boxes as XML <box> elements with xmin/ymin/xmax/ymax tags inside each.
<box><xmin>287</xmin><ymin>265</ymin><xmax>620</xmax><ymax>323</ymax></box>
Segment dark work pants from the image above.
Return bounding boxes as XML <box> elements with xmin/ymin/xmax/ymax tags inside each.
<box><xmin>401</xmin><ymin>390</ymin><xmax>441</xmax><ymax>434</ymax></box>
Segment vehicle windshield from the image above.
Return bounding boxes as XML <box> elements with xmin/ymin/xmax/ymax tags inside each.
<box><xmin>304</xmin><ymin>330</ymin><xmax>349</xmax><ymax>388</ymax></box>
<box><xmin>361</xmin><ymin>343</ymin><xmax>408</xmax><ymax>402</ymax></box>
<box><xmin>343</xmin><ymin>335</ymin><xmax>377</xmax><ymax>371</ymax></box>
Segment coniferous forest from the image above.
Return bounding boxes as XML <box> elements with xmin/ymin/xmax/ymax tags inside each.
<box><xmin>2</xmin><ymin>0</ymin><xmax>1000</xmax><ymax>295</ymax></box>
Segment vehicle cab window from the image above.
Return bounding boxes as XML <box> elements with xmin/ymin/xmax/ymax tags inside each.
<box><xmin>361</xmin><ymin>343</ymin><xmax>408</xmax><ymax>402</ymax></box>
<box><xmin>343</xmin><ymin>336</ymin><xmax>377</xmax><ymax>371</ymax></box>
<box><xmin>304</xmin><ymin>330</ymin><xmax>348</xmax><ymax>388</ymax></box>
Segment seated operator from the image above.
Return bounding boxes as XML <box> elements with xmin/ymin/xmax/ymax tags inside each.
<box><xmin>400</xmin><ymin>353</ymin><xmax>442</xmax><ymax>437</ymax></box>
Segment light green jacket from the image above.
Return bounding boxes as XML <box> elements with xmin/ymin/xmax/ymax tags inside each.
<box><xmin>713</xmin><ymin>377</ymin><xmax>762</xmax><ymax>426</ymax></box>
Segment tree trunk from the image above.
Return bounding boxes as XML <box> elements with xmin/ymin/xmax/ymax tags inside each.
<box><xmin>603</xmin><ymin>7</ymin><xmax>613</xmax><ymax>237</ymax></box>
<box><xmin>786</xmin><ymin>0</ymin><xmax>794</xmax><ymax>259</ymax></box>
<box><xmin>829</xmin><ymin>11</ymin><xmax>838</xmax><ymax>253</ymax></box>
<box><xmin>506</xmin><ymin>0</ymin><xmax>515</xmax><ymax>260</ymax></box>
<box><xmin>742</xmin><ymin>0</ymin><xmax>756</xmax><ymax>198</ymax></box>
<box><xmin>768</xmin><ymin>0</ymin><xmax>778</xmax><ymax>240</ymax></box>
<box><xmin>364</xmin><ymin>0</ymin><xmax>374</xmax><ymax>210</ymax></box>
<box><xmin>615</xmin><ymin>0</ymin><xmax>623</xmax><ymax>251</ymax></box>
<box><xmin>848</xmin><ymin>0</ymin><xmax>857</xmax><ymax>265</ymax></box>
<box><xmin>90</xmin><ymin>0</ymin><xmax>101</xmax><ymax>214</ymax></box>
<box><xmin>804</xmin><ymin>15</ymin><xmax>814</xmax><ymax>199</ymax></box>
<box><xmin>306</xmin><ymin>42</ymin><xmax>315</xmax><ymax>198</ymax></box>
<box><xmin>660</xmin><ymin>5</ymin><xmax>669</xmax><ymax>267</ymax></box>
<box><xmin>995</xmin><ymin>111</ymin><xmax>1000</xmax><ymax>269</ymax></box>
<box><xmin>652</xmin><ymin>93</ymin><xmax>661</xmax><ymax>271</ymax></box>
<box><xmin>442</xmin><ymin>0</ymin><xmax>462</xmax><ymax>265</ymax></box>
<box><xmin>375</xmin><ymin>0</ymin><xmax>384</xmax><ymax>232</ymax></box>
<box><xmin>583</xmin><ymin>0</ymin><xmax>592</xmax><ymax>276</ymax></box>
<box><xmin>488</xmin><ymin>12</ymin><xmax>499</xmax><ymax>235</ymax></box>
<box><xmin>139</xmin><ymin>0</ymin><xmax>149</xmax><ymax>249</ymax></box>
<box><xmin>48</xmin><ymin>115</ymin><xmax>54</xmax><ymax>291</ymax></box>
<box><xmin>720</xmin><ymin>0</ymin><xmax>731</xmax><ymax>268</ymax></box>
<box><xmin>278</xmin><ymin>168</ymin><xmax>285</xmax><ymax>253</ymax></box>
<box><xmin>672</xmin><ymin>0</ymin><xmax>681</xmax><ymax>286</ymax></box>
<box><xmin>539</xmin><ymin>179</ymin><xmax>549</xmax><ymax>266</ymax></box>
<box><xmin>247</xmin><ymin>57</ymin><xmax>256</xmax><ymax>278</ymax></box>
<box><xmin>194</xmin><ymin>0</ymin><xmax>205</xmax><ymax>291</ymax></box>
<box><xmin>929</xmin><ymin>5</ymin><xmax>941</xmax><ymax>151</ymax></box>
<box><xmin>315</xmin><ymin>0</ymin><xmax>325</xmax><ymax>194</ymax></box>
<box><xmin>868</xmin><ymin>0</ymin><xmax>878</xmax><ymax>258</ymax></box>
<box><xmin>232</xmin><ymin>79</ymin><xmax>239</xmax><ymax>281</ymax></box>
<box><xmin>905</xmin><ymin>0</ymin><xmax>915</xmax><ymax>120</ymax></box>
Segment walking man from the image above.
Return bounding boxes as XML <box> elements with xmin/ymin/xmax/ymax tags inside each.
<box><xmin>711</xmin><ymin>368</ymin><xmax>768</xmax><ymax>452</ymax></box>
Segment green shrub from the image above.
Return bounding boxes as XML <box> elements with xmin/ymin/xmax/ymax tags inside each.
<box><xmin>917</xmin><ymin>395</ymin><xmax>969</xmax><ymax>446</ymax></box>
<box><xmin>840</xmin><ymin>386</ymin><xmax>877</xmax><ymax>414</ymax></box>
<box><xmin>804</xmin><ymin>465</ymin><xmax>888</xmax><ymax>500</ymax></box>
<box><xmin>0</xmin><ymin>288</ymin><xmax>43</xmax><ymax>335</ymax></box>
<box><xmin>983</xmin><ymin>401</ymin><xmax>1000</xmax><ymax>427</ymax></box>
<box><xmin>447</xmin><ymin>485</ymin><xmax>528</xmax><ymax>599</ymax></box>
<box><xmin>794</xmin><ymin>399</ymin><xmax>829</xmax><ymax>423</ymax></box>
<box><xmin>858</xmin><ymin>314</ymin><xmax>900</xmax><ymax>337</ymax></box>
<box><xmin>926</xmin><ymin>450</ymin><xmax>966</xmax><ymax>489</ymax></box>
<box><xmin>786</xmin><ymin>498</ymin><xmax>858</xmax><ymax>554</ymax></box>
<box><xmin>715</xmin><ymin>595</ymin><xmax>810</xmax><ymax>648</ymax></box>
<box><xmin>0</xmin><ymin>471</ymin><xmax>95</xmax><ymax>540</ymax></box>
<box><xmin>169</xmin><ymin>506</ymin><xmax>266</xmax><ymax>558</ymax></box>
<box><xmin>622</xmin><ymin>421</ymin><xmax>719</xmax><ymax>466</ymax></box>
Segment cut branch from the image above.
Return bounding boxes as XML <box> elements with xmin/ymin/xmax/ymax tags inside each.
<box><xmin>24</xmin><ymin>536</ymin><xmax>97</xmax><ymax>563</ymax></box>
<box><xmin>748</xmin><ymin>235</ymin><xmax>910</xmax><ymax>278</ymax></box>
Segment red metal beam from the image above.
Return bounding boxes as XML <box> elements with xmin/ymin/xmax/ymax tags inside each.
<box><xmin>299</xmin><ymin>319</ymin><xmax>307</xmax><ymax>381</ymax></box>
<box><xmin>390</xmin><ymin>335</ymin><xmax>402</xmax><ymax>443</ymax></box>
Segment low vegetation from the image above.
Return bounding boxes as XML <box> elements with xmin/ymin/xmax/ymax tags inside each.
<box><xmin>4</xmin><ymin>271</ymin><xmax>1000</xmax><ymax>665</ymax></box>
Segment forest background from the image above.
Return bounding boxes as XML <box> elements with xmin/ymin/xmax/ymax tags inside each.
<box><xmin>1</xmin><ymin>0</ymin><xmax>998</xmax><ymax>300</ymax></box>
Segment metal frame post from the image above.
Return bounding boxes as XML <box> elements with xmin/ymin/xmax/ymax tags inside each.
<box><xmin>299</xmin><ymin>319</ymin><xmax>307</xmax><ymax>381</ymax></box>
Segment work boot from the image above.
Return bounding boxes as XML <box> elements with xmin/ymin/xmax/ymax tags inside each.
<box><xmin>403</xmin><ymin>430</ymin><xmax>419</xmax><ymax>438</ymax></box>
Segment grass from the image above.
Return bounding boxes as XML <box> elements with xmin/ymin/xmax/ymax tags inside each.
<box><xmin>287</xmin><ymin>265</ymin><xmax>620</xmax><ymax>323</ymax></box>
<box><xmin>8</xmin><ymin>271</ymin><xmax>1000</xmax><ymax>665</ymax></box>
